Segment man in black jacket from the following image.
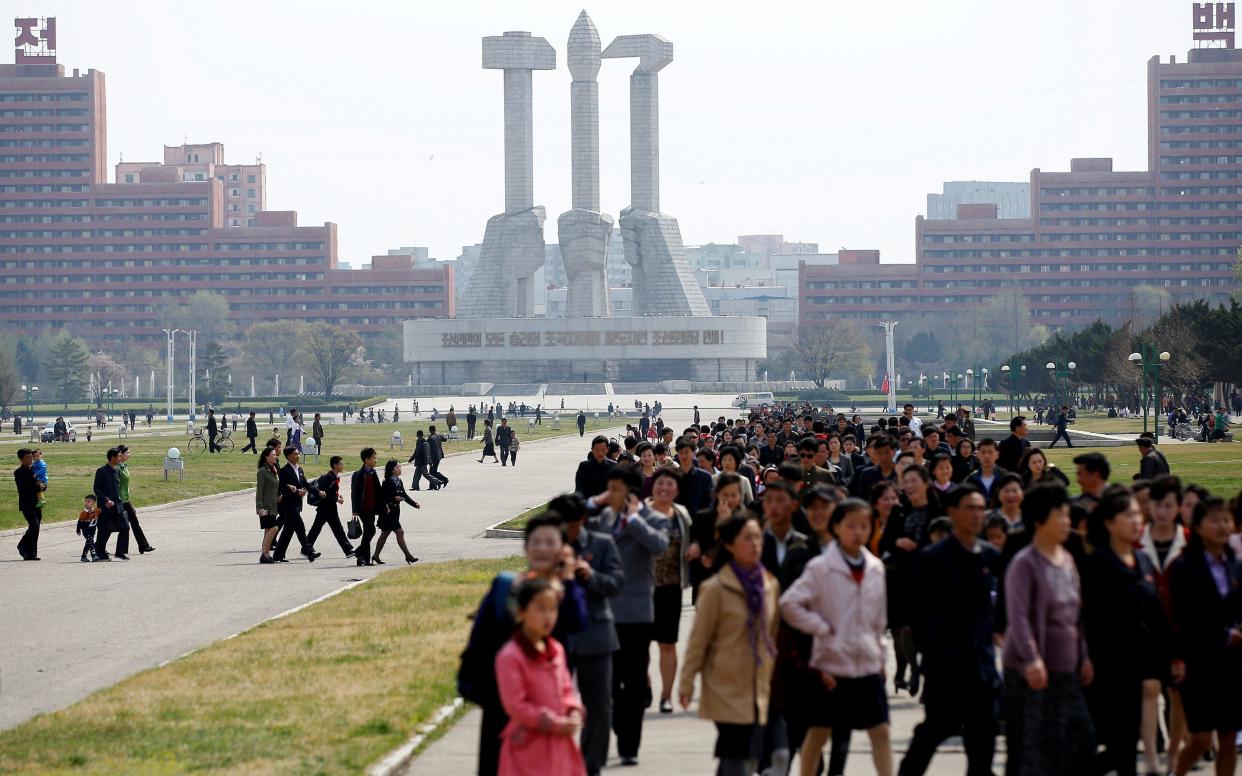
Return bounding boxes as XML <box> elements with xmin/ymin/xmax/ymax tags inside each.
<box><xmin>899</xmin><ymin>485</ymin><xmax>1000</xmax><ymax>776</ymax></box>
<box><xmin>14</xmin><ymin>448</ymin><xmax>43</xmax><ymax>560</ymax></box>
<box><xmin>407</xmin><ymin>430</ymin><xmax>435</xmax><ymax>490</ymax></box>
<box><xmin>574</xmin><ymin>436</ymin><xmax>615</xmax><ymax>497</ymax></box>
<box><xmin>495</xmin><ymin>418</ymin><xmax>515</xmax><ymax>466</ymax></box>
<box><xmin>426</xmin><ymin>425</ymin><xmax>449</xmax><ymax>488</ymax></box>
<box><xmin>242</xmin><ymin>411</ymin><xmax>258</xmax><ymax>454</ymax></box>
<box><xmin>997</xmin><ymin>415</ymin><xmax>1030</xmax><ymax>472</ymax></box>
<box><xmin>554</xmin><ymin>492</ymin><xmax>625</xmax><ymax>776</ymax></box>
<box><xmin>306</xmin><ymin>455</ymin><xmax>355</xmax><ymax>558</ymax></box>
<box><xmin>206</xmin><ymin>409</ymin><xmax>220</xmax><ymax>453</ymax></box>
<box><xmin>273</xmin><ymin>446</ymin><xmax>318</xmax><ymax>562</ymax></box>
<box><xmin>350</xmin><ymin>447</ymin><xmax>382</xmax><ymax>566</ymax></box>
<box><xmin>466</xmin><ymin>406</ymin><xmax>477</xmax><ymax>440</ymax></box>
<box><xmin>92</xmin><ymin>448</ymin><xmax>128</xmax><ymax>561</ymax></box>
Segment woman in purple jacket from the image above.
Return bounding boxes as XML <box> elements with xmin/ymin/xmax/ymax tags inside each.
<box><xmin>1000</xmin><ymin>483</ymin><xmax>1096</xmax><ymax>775</ymax></box>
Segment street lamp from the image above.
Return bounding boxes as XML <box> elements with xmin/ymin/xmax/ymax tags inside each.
<box><xmin>1128</xmin><ymin>346</ymin><xmax>1171</xmax><ymax>442</ymax></box>
<box><xmin>1000</xmin><ymin>364</ymin><xmax>1027</xmax><ymax>417</ymax></box>
<box><xmin>20</xmin><ymin>384</ymin><xmax>38</xmax><ymax>420</ymax></box>
<box><xmin>1046</xmin><ymin>360</ymin><xmax>1076</xmax><ymax>409</ymax></box>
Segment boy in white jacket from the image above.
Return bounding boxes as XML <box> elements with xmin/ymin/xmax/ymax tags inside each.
<box><xmin>780</xmin><ymin>498</ymin><xmax>893</xmax><ymax>776</ymax></box>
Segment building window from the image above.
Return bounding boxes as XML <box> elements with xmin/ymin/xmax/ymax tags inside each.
<box><xmin>230</xmin><ymin>188</ymin><xmax>240</xmax><ymax>197</ymax></box>
<box><xmin>247</xmin><ymin>188</ymin><xmax>256</xmax><ymax>198</ymax></box>
<box><xmin>247</xmin><ymin>174</ymin><xmax>256</xmax><ymax>184</ymax></box>
<box><xmin>124</xmin><ymin>174</ymin><xmax>134</xmax><ymax>183</ymax></box>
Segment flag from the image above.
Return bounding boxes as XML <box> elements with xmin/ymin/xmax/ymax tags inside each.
<box><xmin>881</xmin><ymin>374</ymin><xmax>890</xmax><ymax>394</ymax></box>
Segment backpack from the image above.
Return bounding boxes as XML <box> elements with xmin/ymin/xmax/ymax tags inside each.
<box><xmin>456</xmin><ymin>571</ymin><xmax>518</xmax><ymax>705</ymax></box>
<box><xmin>306</xmin><ymin>476</ymin><xmax>325</xmax><ymax>506</ymax></box>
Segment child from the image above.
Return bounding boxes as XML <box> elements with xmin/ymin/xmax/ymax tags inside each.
<box><xmin>984</xmin><ymin>515</ymin><xmax>1009</xmax><ymax>552</ymax></box>
<box><xmin>926</xmin><ymin>516</ymin><xmax>953</xmax><ymax>545</ymax></box>
<box><xmin>77</xmin><ymin>494</ymin><xmax>99</xmax><ymax>562</ymax></box>
<box><xmin>780</xmin><ymin>498</ymin><xmax>893</xmax><ymax>776</ymax></box>
<box><xmin>31</xmin><ymin>449</ymin><xmax>47</xmax><ymax>509</ymax></box>
<box><xmin>494</xmin><ymin>577</ymin><xmax>585</xmax><ymax>776</ymax></box>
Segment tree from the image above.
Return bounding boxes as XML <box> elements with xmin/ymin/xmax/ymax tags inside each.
<box><xmin>786</xmin><ymin>320</ymin><xmax>871</xmax><ymax>388</ymax></box>
<box><xmin>243</xmin><ymin>321</ymin><xmax>307</xmax><ymax>395</ymax></box>
<box><xmin>43</xmin><ymin>331</ymin><xmax>89</xmax><ymax>409</ymax></box>
<box><xmin>86</xmin><ymin>351</ymin><xmax>131</xmax><ymax>408</ymax></box>
<box><xmin>14</xmin><ymin>338</ymin><xmax>40</xmax><ymax>384</ymax></box>
<box><xmin>901</xmin><ymin>330</ymin><xmax>942</xmax><ymax>365</ymax></box>
<box><xmin>195</xmin><ymin>340</ymin><xmax>232</xmax><ymax>406</ymax></box>
<box><xmin>0</xmin><ymin>346</ymin><xmax>18</xmax><ymax>415</ymax></box>
<box><xmin>156</xmin><ymin>290</ymin><xmax>235</xmax><ymax>342</ymax></box>
<box><xmin>299</xmin><ymin>324</ymin><xmax>363</xmax><ymax>402</ymax></box>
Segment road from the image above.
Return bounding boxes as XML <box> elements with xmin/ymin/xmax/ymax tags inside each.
<box><xmin>0</xmin><ymin>425</ymin><xmax>618</xmax><ymax>730</ymax></box>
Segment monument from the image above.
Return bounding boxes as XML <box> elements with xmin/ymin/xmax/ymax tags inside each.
<box><xmin>558</xmin><ymin>12</ymin><xmax>614</xmax><ymax>318</ymax></box>
<box><xmin>457</xmin><ymin>31</ymin><xmax>556</xmax><ymax>318</ymax></box>
<box><xmin>602</xmin><ymin>34</ymin><xmax>711</xmax><ymax>316</ymax></box>
<box><xmin>406</xmin><ymin>14</ymin><xmax>765</xmax><ymax>384</ymax></box>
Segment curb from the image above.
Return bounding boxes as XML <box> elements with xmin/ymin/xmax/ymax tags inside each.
<box><xmin>483</xmin><ymin>526</ymin><xmax>524</xmax><ymax>539</ymax></box>
<box><xmin>368</xmin><ymin>697</ymin><xmax>465</xmax><ymax>776</ymax></box>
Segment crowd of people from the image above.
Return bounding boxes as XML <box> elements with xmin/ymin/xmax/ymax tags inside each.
<box><xmin>457</xmin><ymin>402</ymin><xmax>1242</xmax><ymax>776</ymax></box>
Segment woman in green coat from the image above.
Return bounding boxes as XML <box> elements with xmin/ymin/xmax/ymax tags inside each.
<box><xmin>256</xmin><ymin>446</ymin><xmax>282</xmax><ymax>564</ymax></box>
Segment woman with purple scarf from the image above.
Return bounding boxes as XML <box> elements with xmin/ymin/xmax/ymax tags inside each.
<box><xmin>680</xmin><ymin>514</ymin><xmax>780</xmax><ymax>776</ymax></box>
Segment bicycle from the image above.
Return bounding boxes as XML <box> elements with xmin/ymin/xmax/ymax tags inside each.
<box><xmin>187</xmin><ymin>426</ymin><xmax>234</xmax><ymax>453</ymax></box>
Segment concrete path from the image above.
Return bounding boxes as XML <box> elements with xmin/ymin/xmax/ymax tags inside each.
<box><xmin>408</xmin><ymin>599</ymin><xmax>998</xmax><ymax>775</ymax></box>
<box><xmin>0</xmin><ymin>426</ymin><xmax>619</xmax><ymax>730</ymax></box>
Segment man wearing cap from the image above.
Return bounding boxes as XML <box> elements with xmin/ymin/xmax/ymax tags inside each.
<box><xmin>1136</xmin><ymin>437</ymin><xmax>1170</xmax><ymax>480</ymax></box>
<box><xmin>959</xmin><ymin>409</ymin><xmax>976</xmax><ymax>440</ymax></box>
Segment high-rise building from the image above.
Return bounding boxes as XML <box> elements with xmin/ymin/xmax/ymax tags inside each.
<box><xmin>0</xmin><ymin>23</ymin><xmax>452</xmax><ymax>344</ymax></box>
<box><xmin>926</xmin><ymin>181</ymin><xmax>1030</xmax><ymax>220</ymax></box>
<box><xmin>802</xmin><ymin>39</ymin><xmax>1242</xmax><ymax>330</ymax></box>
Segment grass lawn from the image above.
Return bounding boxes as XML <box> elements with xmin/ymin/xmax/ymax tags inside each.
<box><xmin>0</xmin><ymin>557</ymin><xmax>522</xmax><ymax>776</ymax></box>
<box><xmin>1043</xmin><ymin>442</ymin><xmax>1242</xmax><ymax>497</ymax></box>
<box><xmin>495</xmin><ymin>500</ymin><xmax>550</xmax><ymax>531</ymax></box>
<box><xmin>0</xmin><ymin>419</ymin><xmax>579</xmax><ymax>531</ymax></box>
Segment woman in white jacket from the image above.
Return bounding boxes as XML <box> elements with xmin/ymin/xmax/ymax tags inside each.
<box><xmin>780</xmin><ymin>497</ymin><xmax>893</xmax><ymax>776</ymax></box>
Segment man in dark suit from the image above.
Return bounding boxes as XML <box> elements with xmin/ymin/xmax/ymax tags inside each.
<box><xmin>407</xmin><ymin>430</ymin><xmax>435</xmax><ymax>490</ymax></box>
<box><xmin>350</xmin><ymin>447</ymin><xmax>383</xmax><ymax>566</ymax></box>
<box><xmin>306</xmin><ymin>455</ymin><xmax>355</xmax><ymax>558</ymax></box>
<box><xmin>426</xmin><ymin>425</ymin><xmax>449</xmax><ymax>488</ymax></box>
<box><xmin>466</xmin><ymin>406</ymin><xmax>477</xmax><ymax>440</ymax></box>
<box><xmin>495</xmin><ymin>417</ymin><xmax>515</xmax><ymax>466</ymax></box>
<box><xmin>899</xmin><ymin>485</ymin><xmax>1001</xmax><ymax>776</ymax></box>
<box><xmin>850</xmin><ymin>436</ymin><xmax>898</xmax><ymax>498</ymax></box>
<box><xmin>92</xmin><ymin>447</ymin><xmax>128</xmax><ymax>561</ymax></box>
<box><xmin>997</xmin><ymin>415</ymin><xmax>1030</xmax><ymax>472</ymax></box>
<box><xmin>242</xmin><ymin>411</ymin><xmax>258</xmax><ymax>454</ymax></box>
<box><xmin>673</xmin><ymin>437</ymin><xmax>713</xmax><ymax>516</ymax></box>
<box><xmin>274</xmin><ymin>446</ymin><xmax>318</xmax><ymax>562</ymax></box>
<box><xmin>577</xmin><ymin>410</ymin><xmax>587</xmax><ymax>437</ymax></box>
<box><xmin>14</xmin><ymin>448</ymin><xmax>43</xmax><ymax>560</ymax></box>
<box><xmin>1136</xmin><ymin>437</ymin><xmax>1170</xmax><ymax>479</ymax></box>
<box><xmin>206</xmin><ymin>409</ymin><xmax>220</xmax><ymax>453</ymax></box>
<box><xmin>555</xmin><ymin>492</ymin><xmax>624</xmax><ymax>776</ymax></box>
<box><xmin>758</xmin><ymin>481</ymin><xmax>807</xmax><ymax>584</ymax></box>
<box><xmin>575</xmin><ymin>435</ymin><xmax>616</xmax><ymax>497</ymax></box>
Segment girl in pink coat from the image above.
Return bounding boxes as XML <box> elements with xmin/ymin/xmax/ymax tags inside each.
<box><xmin>495</xmin><ymin>577</ymin><xmax>586</xmax><ymax>776</ymax></box>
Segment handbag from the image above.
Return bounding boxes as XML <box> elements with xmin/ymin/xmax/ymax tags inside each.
<box><xmin>347</xmin><ymin>516</ymin><xmax>362</xmax><ymax>540</ymax></box>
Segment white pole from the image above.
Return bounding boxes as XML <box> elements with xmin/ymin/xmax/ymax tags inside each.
<box><xmin>275</xmin><ymin>374</ymin><xmax>280</xmax><ymax>396</ymax></box>
<box><xmin>877</xmin><ymin>321</ymin><xmax>899</xmax><ymax>414</ymax></box>
<box><xmin>164</xmin><ymin>329</ymin><xmax>175</xmax><ymax>422</ymax></box>
<box><xmin>188</xmin><ymin>330</ymin><xmax>197</xmax><ymax>421</ymax></box>
<box><xmin>251</xmin><ymin>375</ymin><xmax>256</xmax><ymax>398</ymax></box>
<box><xmin>150</xmin><ymin>370</ymin><xmax>155</xmax><ymax>400</ymax></box>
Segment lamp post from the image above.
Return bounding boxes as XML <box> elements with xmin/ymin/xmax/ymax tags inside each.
<box><xmin>1046</xmin><ymin>360</ymin><xmax>1076</xmax><ymax>409</ymax></box>
<box><xmin>1000</xmin><ymin>363</ymin><xmax>1027</xmax><ymax>417</ymax></box>
<box><xmin>1128</xmin><ymin>346</ymin><xmax>1171</xmax><ymax>442</ymax></box>
<box><xmin>106</xmin><ymin>386</ymin><xmax>118</xmax><ymax>418</ymax></box>
<box><xmin>949</xmin><ymin>371</ymin><xmax>963</xmax><ymax>408</ymax></box>
<box><xmin>21</xmin><ymin>383</ymin><xmax>38</xmax><ymax>420</ymax></box>
<box><xmin>876</xmin><ymin>320</ymin><xmax>899</xmax><ymax>414</ymax></box>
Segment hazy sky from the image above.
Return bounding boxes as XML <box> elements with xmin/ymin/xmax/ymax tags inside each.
<box><xmin>36</xmin><ymin>1</ymin><xmax>1195</xmax><ymax>264</ymax></box>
